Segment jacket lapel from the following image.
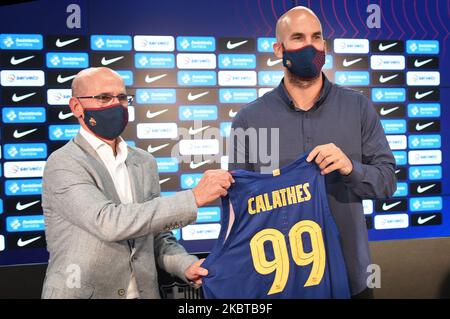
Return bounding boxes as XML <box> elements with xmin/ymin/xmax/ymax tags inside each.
<box><xmin>73</xmin><ymin>133</ymin><xmax>122</xmax><ymax>204</ymax></box>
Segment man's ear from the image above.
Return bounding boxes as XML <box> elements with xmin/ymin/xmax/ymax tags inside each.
<box><xmin>323</xmin><ymin>39</ymin><xmax>327</xmax><ymax>54</ymax></box>
<box><xmin>273</xmin><ymin>42</ymin><xmax>283</xmax><ymax>59</ymax></box>
<box><xmin>69</xmin><ymin>97</ymin><xmax>83</xmax><ymax>119</ymax></box>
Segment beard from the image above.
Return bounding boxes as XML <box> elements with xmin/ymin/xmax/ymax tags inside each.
<box><xmin>286</xmin><ymin>68</ymin><xmax>321</xmax><ymax>89</ymax></box>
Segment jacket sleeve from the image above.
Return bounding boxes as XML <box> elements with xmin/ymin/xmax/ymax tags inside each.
<box><xmin>42</xmin><ymin>154</ymin><xmax>198</xmax><ymax>243</ymax></box>
<box><xmin>342</xmin><ymin>94</ymin><xmax>397</xmax><ymax>199</ymax></box>
<box><xmin>149</xmin><ymin>169</ymin><xmax>199</xmax><ymax>282</ymax></box>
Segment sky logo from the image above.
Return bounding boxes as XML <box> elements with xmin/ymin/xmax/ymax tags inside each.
<box><xmin>7</xmin><ymin>215</ymin><xmax>45</xmax><ymax>232</ymax></box>
<box><xmin>370</xmin><ymin>55</ymin><xmax>405</xmax><ymax>70</ymax></box>
<box><xmin>46</xmin><ymin>52</ymin><xmax>89</xmax><ymax>68</ymax></box>
<box><xmin>1</xmin><ymin>34</ymin><xmax>43</xmax><ymax>50</ymax></box>
<box><xmin>135</xmin><ymin>53</ymin><xmax>175</xmax><ymax>68</ymax></box>
<box><xmin>176</xmin><ymin>53</ymin><xmax>216</xmax><ymax>69</ymax></box>
<box><xmin>5</xmin><ymin>179</ymin><xmax>42</xmax><ymax>196</ymax></box>
<box><xmin>409</xmin><ymin>197</ymin><xmax>442</xmax><ymax>212</ymax></box>
<box><xmin>381</xmin><ymin>120</ymin><xmax>406</xmax><ymax>134</ymax></box>
<box><xmin>393</xmin><ymin>182</ymin><xmax>408</xmax><ymax>197</ymax></box>
<box><xmin>196</xmin><ymin>207</ymin><xmax>221</xmax><ymax>223</ymax></box>
<box><xmin>408</xmin><ymin>150</ymin><xmax>442</xmax><ymax>165</ymax></box>
<box><xmin>409</xmin><ymin>166</ymin><xmax>441</xmax><ymax>180</ymax></box>
<box><xmin>392</xmin><ymin>151</ymin><xmax>407</xmax><ymax>165</ymax></box>
<box><xmin>3</xmin><ymin>143</ymin><xmax>47</xmax><ymax>160</ymax></box>
<box><xmin>2</xmin><ymin>107</ymin><xmax>46</xmax><ymax>123</ymax></box>
<box><xmin>408</xmin><ymin>135</ymin><xmax>441</xmax><ymax>149</ymax></box>
<box><xmin>178</xmin><ymin>105</ymin><xmax>217</xmax><ymax>121</ymax></box>
<box><xmin>136</xmin><ymin>89</ymin><xmax>176</xmax><ymax>104</ymax></box>
<box><xmin>218</xmin><ymin>54</ymin><xmax>256</xmax><ymax>69</ymax></box>
<box><xmin>177</xmin><ymin>71</ymin><xmax>216</xmax><ymax>86</ymax></box>
<box><xmin>91</xmin><ymin>35</ymin><xmax>132</xmax><ymax>51</ymax></box>
<box><xmin>177</xmin><ymin>36</ymin><xmax>215</xmax><ymax>52</ymax></box>
<box><xmin>408</xmin><ymin>104</ymin><xmax>440</xmax><ymax>118</ymax></box>
<box><xmin>49</xmin><ymin>125</ymin><xmax>80</xmax><ymax>141</ymax></box>
<box><xmin>137</xmin><ymin>123</ymin><xmax>178</xmax><ymax>139</ymax></box>
<box><xmin>116</xmin><ymin>70</ymin><xmax>134</xmax><ymax>86</ymax></box>
<box><xmin>3</xmin><ymin>161</ymin><xmax>45</xmax><ymax>178</ymax></box>
<box><xmin>219</xmin><ymin>88</ymin><xmax>257</xmax><ymax>103</ymax></box>
<box><xmin>406</xmin><ymin>71</ymin><xmax>440</xmax><ymax>86</ymax></box>
<box><xmin>407</xmin><ymin>40</ymin><xmax>439</xmax><ymax>54</ymax></box>
<box><xmin>372</xmin><ymin>88</ymin><xmax>405</xmax><ymax>102</ymax></box>
<box><xmin>156</xmin><ymin>157</ymin><xmax>179</xmax><ymax>173</ymax></box>
<box><xmin>334</xmin><ymin>39</ymin><xmax>369</xmax><ymax>53</ymax></box>
<box><xmin>258</xmin><ymin>71</ymin><xmax>284</xmax><ymax>86</ymax></box>
<box><xmin>257</xmin><ymin>37</ymin><xmax>276</xmax><ymax>52</ymax></box>
<box><xmin>335</xmin><ymin>71</ymin><xmax>370</xmax><ymax>86</ymax></box>
<box><xmin>386</xmin><ymin>135</ymin><xmax>407</xmax><ymax>150</ymax></box>
<box><xmin>181</xmin><ymin>174</ymin><xmax>203</xmax><ymax>189</ymax></box>
<box><xmin>1</xmin><ymin>70</ymin><xmax>45</xmax><ymax>86</ymax></box>
<box><xmin>134</xmin><ymin>35</ymin><xmax>174</xmax><ymax>52</ymax></box>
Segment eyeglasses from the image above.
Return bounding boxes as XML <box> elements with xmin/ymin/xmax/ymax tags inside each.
<box><xmin>76</xmin><ymin>94</ymin><xmax>134</xmax><ymax>106</ymax></box>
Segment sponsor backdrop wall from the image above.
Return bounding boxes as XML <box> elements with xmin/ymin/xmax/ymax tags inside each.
<box><xmin>0</xmin><ymin>0</ymin><xmax>449</xmax><ymax>266</ymax></box>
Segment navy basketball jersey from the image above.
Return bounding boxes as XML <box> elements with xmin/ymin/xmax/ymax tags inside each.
<box><xmin>202</xmin><ymin>154</ymin><xmax>351</xmax><ymax>299</ymax></box>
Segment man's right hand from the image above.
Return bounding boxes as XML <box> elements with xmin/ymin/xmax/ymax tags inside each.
<box><xmin>192</xmin><ymin>170</ymin><xmax>234</xmax><ymax>207</ymax></box>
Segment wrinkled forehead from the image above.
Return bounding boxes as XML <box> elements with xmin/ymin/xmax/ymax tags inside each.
<box><xmin>277</xmin><ymin>11</ymin><xmax>323</xmax><ymax>41</ymax></box>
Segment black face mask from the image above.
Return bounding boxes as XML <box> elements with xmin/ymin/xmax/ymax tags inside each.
<box><xmin>82</xmin><ymin>104</ymin><xmax>128</xmax><ymax>140</ymax></box>
<box><xmin>282</xmin><ymin>45</ymin><xmax>325</xmax><ymax>79</ymax></box>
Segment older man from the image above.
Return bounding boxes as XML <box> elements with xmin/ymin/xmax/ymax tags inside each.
<box><xmin>229</xmin><ymin>6</ymin><xmax>396</xmax><ymax>298</ymax></box>
<box><xmin>41</xmin><ymin>67</ymin><xmax>233</xmax><ymax>298</ymax></box>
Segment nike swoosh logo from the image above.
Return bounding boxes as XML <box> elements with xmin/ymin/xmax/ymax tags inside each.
<box><xmin>189</xmin><ymin>126</ymin><xmax>210</xmax><ymax>135</ymax></box>
<box><xmin>58</xmin><ymin>111</ymin><xmax>73</xmax><ymax>120</ymax></box>
<box><xmin>415</xmin><ymin>90</ymin><xmax>434</xmax><ymax>100</ymax></box>
<box><xmin>378</xmin><ymin>42</ymin><xmax>398</xmax><ymax>51</ymax></box>
<box><xmin>395</xmin><ymin>169</ymin><xmax>401</xmax><ymax>174</ymax></box>
<box><xmin>226</xmin><ymin>40</ymin><xmax>248</xmax><ymax>50</ymax></box>
<box><xmin>190</xmin><ymin>160</ymin><xmax>211</xmax><ymax>169</ymax></box>
<box><xmin>380</xmin><ymin>106</ymin><xmax>399</xmax><ymax>116</ymax></box>
<box><xmin>415</xmin><ymin>122</ymin><xmax>434</xmax><ymax>131</ymax></box>
<box><xmin>145</xmin><ymin>74</ymin><xmax>167</xmax><ymax>83</ymax></box>
<box><xmin>10</xmin><ymin>55</ymin><xmax>34</xmax><ymax>65</ymax></box>
<box><xmin>379</xmin><ymin>74</ymin><xmax>399</xmax><ymax>83</ymax></box>
<box><xmin>417</xmin><ymin>184</ymin><xmax>436</xmax><ymax>194</ymax></box>
<box><xmin>57</xmin><ymin>74</ymin><xmax>76</xmax><ymax>83</ymax></box>
<box><xmin>382</xmin><ymin>201</ymin><xmax>402</xmax><ymax>211</ymax></box>
<box><xmin>417</xmin><ymin>215</ymin><xmax>436</xmax><ymax>225</ymax></box>
<box><xmin>229</xmin><ymin>109</ymin><xmax>237</xmax><ymax>117</ymax></box>
<box><xmin>159</xmin><ymin>178</ymin><xmax>170</xmax><ymax>185</ymax></box>
<box><xmin>414</xmin><ymin>59</ymin><xmax>433</xmax><ymax>68</ymax></box>
<box><xmin>146</xmin><ymin>109</ymin><xmax>168</xmax><ymax>119</ymax></box>
<box><xmin>12</xmin><ymin>92</ymin><xmax>36</xmax><ymax>102</ymax></box>
<box><xmin>342</xmin><ymin>58</ymin><xmax>362</xmax><ymax>67</ymax></box>
<box><xmin>17</xmin><ymin>236</ymin><xmax>41</xmax><ymax>247</ymax></box>
<box><xmin>55</xmin><ymin>38</ymin><xmax>80</xmax><ymax>47</ymax></box>
<box><xmin>187</xmin><ymin>91</ymin><xmax>209</xmax><ymax>101</ymax></box>
<box><xmin>266</xmin><ymin>58</ymin><xmax>282</xmax><ymax>67</ymax></box>
<box><xmin>147</xmin><ymin>143</ymin><xmax>169</xmax><ymax>153</ymax></box>
<box><xmin>101</xmin><ymin>56</ymin><xmax>124</xmax><ymax>66</ymax></box>
<box><xmin>13</xmin><ymin>128</ymin><xmax>38</xmax><ymax>138</ymax></box>
<box><xmin>16</xmin><ymin>200</ymin><xmax>40</xmax><ymax>211</ymax></box>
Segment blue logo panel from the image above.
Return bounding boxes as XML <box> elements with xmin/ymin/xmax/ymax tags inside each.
<box><xmin>156</xmin><ymin>157</ymin><xmax>179</xmax><ymax>173</ymax></box>
<box><xmin>3</xmin><ymin>143</ymin><xmax>47</xmax><ymax>160</ymax></box>
<box><xmin>407</xmin><ymin>104</ymin><xmax>440</xmax><ymax>118</ymax></box>
<box><xmin>179</xmin><ymin>105</ymin><xmax>217</xmax><ymax>121</ymax></box>
<box><xmin>91</xmin><ymin>35</ymin><xmax>132</xmax><ymax>50</ymax></box>
<box><xmin>219</xmin><ymin>89</ymin><xmax>257</xmax><ymax>103</ymax></box>
<box><xmin>5</xmin><ymin>179</ymin><xmax>42</xmax><ymax>196</ymax></box>
<box><xmin>409</xmin><ymin>166</ymin><xmax>442</xmax><ymax>180</ymax></box>
<box><xmin>177</xmin><ymin>71</ymin><xmax>216</xmax><ymax>86</ymax></box>
<box><xmin>218</xmin><ymin>54</ymin><xmax>256</xmax><ymax>69</ymax></box>
<box><xmin>372</xmin><ymin>88</ymin><xmax>406</xmax><ymax>102</ymax></box>
<box><xmin>181</xmin><ymin>174</ymin><xmax>203</xmax><ymax>189</ymax></box>
<box><xmin>408</xmin><ymin>135</ymin><xmax>441</xmax><ymax>149</ymax></box>
<box><xmin>1</xmin><ymin>34</ymin><xmax>43</xmax><ymax>50</ymax></box>
<box><xmin>177</xmin><ymin>36</ymin><xmax>215</xmax><ymax>52</ymax></box>
<box><xmin>49</xmin><ymin>125</ymin><xmax>80</xmax><ymax>141</ymax></box>
<box><xmin>406</xmin><ymin>40</ymin><xmax>439</xmax><ymax>54</ymax></box>
<box><xmin>46</xmin><ymin>52</ymin><xmax>89</xmax><ymax>68</ymax></box>
<box><xmin>136</xmin><ymin>89</ymin><xmax>176</xmax><ymax>104</ymax></box>
<box><xmin>257</xmin><ymin>37</ymin><xmax>276</xmax><ymax>52</ymax></box>
<box><xmin>409</xmin><ymin>197</ymin><xmax>442</xmax><ymax>212</ymax></box>
<box><xmin>2</xmin><ymin>107</ymin><xmax>46</xmax><ymax>123</ymax></box>
<box><xmin>135</xmin><ymin>53</ymin><xmax>175</xmax><ymax>68</ymax></box>
<box><xmin>7</xmin><ymin>215</ymin><xmax>45</xmax><ymax>232</ymax></box>
<box><xmin>393</xmin><ymin>151</ymin><xmax>407</xmax><ymax>166</ymax></box>
<box><xmin>196</xmin><ymin>207</ymin><xmax>221</xmax><ymax>223</ymax></box>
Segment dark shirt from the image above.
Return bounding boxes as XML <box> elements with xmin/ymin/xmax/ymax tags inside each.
<box><xmin>228</xmin><ymin>73</ymin><xmax>397</xmax><ymax>295</ymax></box>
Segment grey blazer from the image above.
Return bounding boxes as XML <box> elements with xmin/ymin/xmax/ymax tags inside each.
<box><xmin>41</xmin><ymin>133</ymin><xmax>198</xmax><ymax>299</ymax></box>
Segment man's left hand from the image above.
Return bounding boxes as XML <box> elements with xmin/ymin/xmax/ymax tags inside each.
<box><xmin>185</xmin><ymin>258</ymin><xmax>208</xmax><ymax>288</ymax></box>
<box><xmin>306</xmin><ymin>143</ymin><xmax>353</xmax><ymax>176</ymax></box>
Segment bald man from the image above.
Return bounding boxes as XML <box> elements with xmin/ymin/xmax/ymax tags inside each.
<box><xmin>41</xmin><ymin>67</ymin><xmax>233</xmax><ymax>298</ymax></box>
<box><xmin>229</xmin><ymin>7</ymin><xmax>396</xmax><ymax>298</ymax></box>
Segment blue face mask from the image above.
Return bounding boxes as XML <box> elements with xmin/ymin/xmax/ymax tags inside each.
<box><xmin>282</xmin><ymin>45</ymin><xmax>325</xmax><ymax>79</ymax></box>
<box><xmin>82</xmin><ymin>104</ymin><xmax>128</xmax><ymax>140</ymax></box>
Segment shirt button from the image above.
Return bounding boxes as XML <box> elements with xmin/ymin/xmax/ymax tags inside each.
<box><xmin>118</xmin><ymin>289</ymin><xmax>125</xmax><ymax>296</ymax></box>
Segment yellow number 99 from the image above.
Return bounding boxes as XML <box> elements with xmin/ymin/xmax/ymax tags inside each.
<box><xmin>249</xmin><ymin>220</ymin><xmax>326</xmax><ymax>295</ymax></box>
